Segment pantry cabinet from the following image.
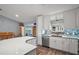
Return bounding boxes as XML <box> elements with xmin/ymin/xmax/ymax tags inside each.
<box><xmin>63</xmin><ymin>9</ymin><xmax>76</xmax><ymax>29</ymax></box>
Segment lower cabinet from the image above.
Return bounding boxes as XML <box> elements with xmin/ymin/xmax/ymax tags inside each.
<box><xmin>69</xmin><ymin>39</ymin><xmax>78</xmax><ymax>54</ymax></box>
<box><xmin>49</xmin><ymin>37</ymin><xmax>63</xmax><ymax>50</ymax></box>
<box><xmin>49</xmin><ymin>37</ymin><xmax>57</xmax><ymax>49</ymax></box>
<box><xmin>62</xmin><ymin>38</ymin><xmax>70</xmax><ymax>52</ymax></box>
<box><xmin>49</xmin><ymin>37</ymin><xmax>78</xmax><ymax>54</ymax></box>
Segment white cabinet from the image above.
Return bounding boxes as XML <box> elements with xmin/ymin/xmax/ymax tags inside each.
<box><xmin>55</xmin><ymin>37</ymin><xmax>63</xmax><ymax>50</ymax></box>
<box><xmin>69</xmin><ymin>39</ymin><xmax>78</xmax><ymax>54</ymax></box>
<box><xmin>62</xmin><ymin>38</ymin><xmax>70</xmax><ymax>52</ymax></box>
<box><xmin>50</xmin><ymin>13</ymin><xmax>64</xmax><ymax>20</ymax></box>
<box><xmin>50</xmin><ymin>13</ymin><xmax>64</xmax><ymax>32</ymax></box>
<box><xmin>49</xmin><ymin>37</ymin><xmax>78</xmax><ymax>54</ymax></box>
<box><xmin>49</xmin><ymin>37</ymin><xmax>63</xmax><ymax>50</ymax></box>
<box><xmin>50</xmin><ymin>15</ymin><xmax>56</xmax><ymax>21</ymax></box>
<box><xmin>63</xmin><ymin>9</ymin><xmax>76</xmax><ymax>29</ymax></box>
<box><xmin>43</xmin><ymin>15</ymin><xmax>50</xmax><ymax>30</ymax></box>
<box><xmin>36</xmin><ymin>16</ymin><xmax>43</xmax><ymax>45</ymax></box>
<box><xmin>56</xmin><ymin>13</ymin><xmax>64</xmax><ymax>20</ymax></box>
<box><xmin>76</xmin><ymin>8</ymin><xmax>79</xmax><ymax>28</ymax></box>
<box><xmin>49</xmin><ymin>37</ymin><xmax>57</xmax><ymax>49</ymax></box>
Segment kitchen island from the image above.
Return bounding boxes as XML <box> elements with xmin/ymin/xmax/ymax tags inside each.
<box><xmin>0</xmin><ymin>36</ymin><xmax>37</xmax><ymax>55</ymax></box>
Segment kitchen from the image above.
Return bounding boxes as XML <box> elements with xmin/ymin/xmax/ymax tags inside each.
<box><xmin>0</xmin><ymin>4</ymin><xmax>79</xmax><ymax>55</ymax></box>
<box><xmin>36</xmin><ymin>6</ymin><xmax>79</xmax><ymax>54</ymax></box>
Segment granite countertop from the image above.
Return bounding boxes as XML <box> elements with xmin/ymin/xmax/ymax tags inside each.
<box><xmin>0</xmin><ymin>36</ymin><xmax>37</xmax><ymax>55</ymax></box>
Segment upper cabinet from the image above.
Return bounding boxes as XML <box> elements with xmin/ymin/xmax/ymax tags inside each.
<box><xmin>50</xmin><ymin>13</ymin><xmax>64</xmax><ymax>21</ymax></box>
<box><xmin>50</xmin><ymin>13</ymin><xmax>64</xmax><ymax>32</ymax></box>
<box><xmin>56</xmin><ymin>13</ymin><xmax>64</xmax><ymax>20</ymax></box>
<box><xmin>76</xmin><ymin>8</ymin><xmax>79</xmax><ymax>28</ymax></box>
<box><xmin>50</xmin><ymin>15</ymin><xmax>56</xmax><ymax>21</ymax></box>
<box><xmin>45</xmin><ymin>7</ymin><xmax>79</xmax><ymax>31</ymax></box>
<box><xmin>63</xmin><ymin>9</ymin><xmax>76</xmax><ymax>29</ymax></box>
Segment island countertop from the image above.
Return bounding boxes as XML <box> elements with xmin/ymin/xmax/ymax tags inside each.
<box><xmin>0</xmin><ymin>36</ymin><xmax>37</xmax><ymax>55</ymax></box>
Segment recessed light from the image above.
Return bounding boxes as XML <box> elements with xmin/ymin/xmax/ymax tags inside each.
<box><xmin>15</xmin><ymin>14</ymin><xmax>19</xmax><ymax>17</ymax></box>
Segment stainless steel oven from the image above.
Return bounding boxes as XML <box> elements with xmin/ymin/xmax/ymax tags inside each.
<box><xmin>42</xmin><ymin>36</ymin><xmax>49</xmax><ymax>47</ymax></box>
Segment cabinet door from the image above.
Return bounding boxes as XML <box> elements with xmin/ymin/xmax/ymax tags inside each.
<box><xmin>76</xmin><ymin>8</ymin><xmax>79</xmax><ymax>28</ymax></box>
<box><xmin>64</xmin><ymin>9</ymin><xmax>76</xmax><ymax>29</ymax></box>
<box><xmin>57</xmin><ymin>13</ymin><xmax>64</xmax><ymax>20</ymax></box>
<box><xmin>49</xmin><ymin>37</ymin><xmax>63</xmax><ymax>50</ymax></box>
<box><xmin>62</xmin><ymin>38</ymin><xmax>70</xmax><ymax>52</ymax></box>
<box><xmin>56</xmin><ymin>37</ymin><xmax>63</xmax><ymax>50</ymax></box>
<box><xmin>49</xmin><ymin>37</ymin><xmax>57</xmax><ymax>49</ymax></box>
<box><xmin>50</xmin><ymin>15</ymin><xmax>56</xmax><ymax>21</ymax></box>
<box><xmin>69</xmin><ymin>39</ymin><xmax>78</xmax><ymax>54</ymax></box>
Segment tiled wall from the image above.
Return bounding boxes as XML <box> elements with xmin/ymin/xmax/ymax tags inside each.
<box><xmin>64</xmin><ymin>29</ymin><xmax>79</xmax><ymax>36</ymax></box>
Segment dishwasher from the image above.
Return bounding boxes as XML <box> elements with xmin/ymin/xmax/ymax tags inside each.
<box><xmin>42</xmin><ymin>36</ymin><xmax>49</xmax><ymax>47</ymax></box>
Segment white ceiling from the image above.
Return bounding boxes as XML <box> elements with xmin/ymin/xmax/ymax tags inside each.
<box><xmin>0</xmin><ymin>4</ymin><xmax>79</xmax><ymax>23</ymax></box>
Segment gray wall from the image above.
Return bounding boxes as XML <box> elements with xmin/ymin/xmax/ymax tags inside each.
<box><xmin>24</xmin><ymin>20</ymin><xmax>36</xmax><ymax>25</ymax></box>
<box><xmin>0</xmin><ymin>15</ymin><xmax>19</xmax><ymax>33</ymax></box>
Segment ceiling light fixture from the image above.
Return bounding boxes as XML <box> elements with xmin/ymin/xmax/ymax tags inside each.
<box><xmin>15</xmin><ymin>14</ymin><xmax>19</xmax><ymax>17</ymax></box>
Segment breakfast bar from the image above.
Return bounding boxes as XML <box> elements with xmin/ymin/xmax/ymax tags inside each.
<box><xmin>0</xmin><ymin>36</ymin><xmax>37</xmax><ymax>55</ymax></box>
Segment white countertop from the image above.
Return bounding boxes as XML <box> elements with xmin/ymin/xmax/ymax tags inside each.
<box><xmin>0</xmin><ymin>36</ymin><xmax>37</xmax><ymax>55</ymax></box>
<box><xmin>62</xmin><ymin>35</ymin><xmax>79</xmax><ymax>39</ymax></box>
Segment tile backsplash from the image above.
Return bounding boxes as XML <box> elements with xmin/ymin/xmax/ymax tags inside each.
<box><xmin>64</xmin><ymin>29</ymin><xmax>79</xmax><ymax>36</ymax></box>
